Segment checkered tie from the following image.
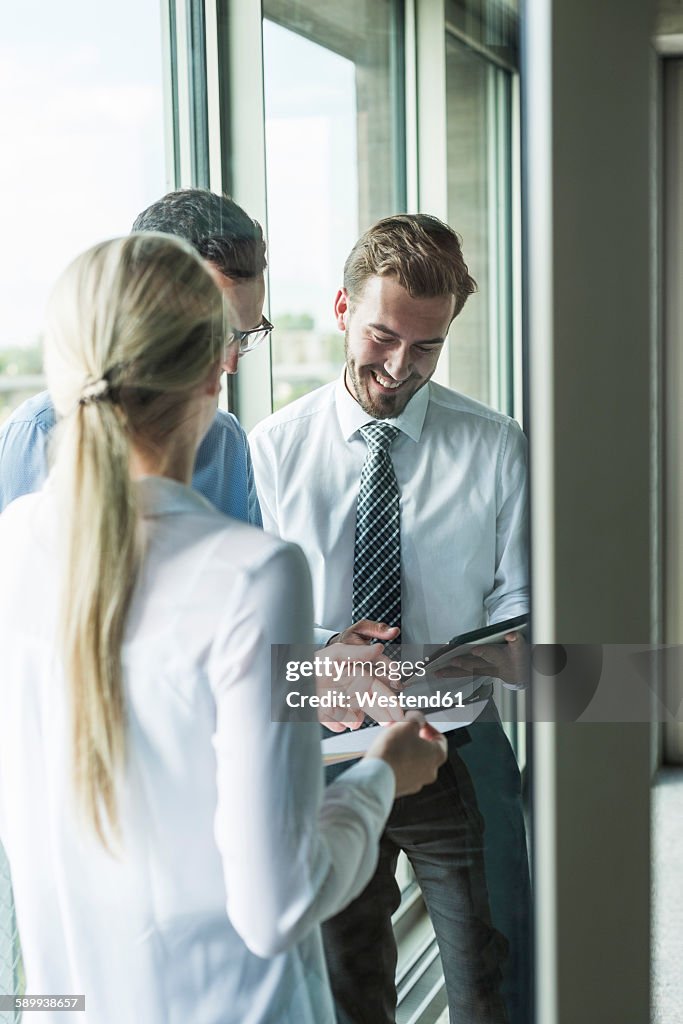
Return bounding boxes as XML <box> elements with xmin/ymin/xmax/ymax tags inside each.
<box><xmin>352</xmin><ymin>422</ymin><xmax>401</xmax><ymax>632</ymax></box>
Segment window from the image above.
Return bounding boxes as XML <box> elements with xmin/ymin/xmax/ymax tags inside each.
<box><xmin>0</xmin><ymin>0</ymin><xmax>167</xmax><ymax>1001</ymax></box>
<box><xmin>262</xmin><ymin>0</ymin><xmax>405</xmax><ymax>409</ymax></box>
<box><xmin>445</xmin><ymin>21</ymin><xmax>515</xmax><ymax>413</ymax></box>
<box><xmin>0</xmin><ymin>0</ymin><xmax>167</xmax><ymax>424</ymax></box>
<box><xmin>0</xmin><ymin>2</ymin><xmax>525</xmax><ymax>1017</ymax></box>
<box><xmin>444</xmin><ymin>6</ymin><xmax>523</xmax><ymax>761</ymax></box>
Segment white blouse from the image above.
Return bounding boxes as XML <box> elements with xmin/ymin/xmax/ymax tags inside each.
<box><xmin>0</xmin><ymin>476</ymin><xmax>394</xmax><ymax>1024</ymax></box>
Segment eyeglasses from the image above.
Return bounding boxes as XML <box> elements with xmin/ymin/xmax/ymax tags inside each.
<box><xmin>228</xmin><ymin>316</ymin><xmax>274</xmax><ymax>357</ymax></box>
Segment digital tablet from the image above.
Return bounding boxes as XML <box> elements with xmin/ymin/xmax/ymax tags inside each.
<box><xmin>407</xmin><ymin>614</ymin><xmax>528</xmax><ymax>679</ymax></box>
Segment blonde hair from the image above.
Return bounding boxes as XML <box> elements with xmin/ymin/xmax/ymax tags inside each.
<box><xmin>44</xmin><ymin>233</ymin><xmax>224</xmax><ymax>849</ymax></box>
<box><xmin>343</xmin><ymin>213</ymin><xmax>477</xmax><ymax>317</ymax></box>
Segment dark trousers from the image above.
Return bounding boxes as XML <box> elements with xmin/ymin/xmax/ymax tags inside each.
<box><xmin>322</xmin><ymin>713</ymin><xmax>531</xmax><ymax>1024</ymax></box>
<box><xmin>457</xmin><ymin>713</ymin><xmax>532</xmax><ymax>1024</ymax></box>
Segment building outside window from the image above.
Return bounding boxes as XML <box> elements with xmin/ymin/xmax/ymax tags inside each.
<box><xmin>262</xmin><ymin>0</ymin><xmax>405</xmax><ymax>410</ymax></box>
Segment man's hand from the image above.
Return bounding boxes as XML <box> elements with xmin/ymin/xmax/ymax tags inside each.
<box><xmin>434</xmin><ymin>631</ymin><xmax>529</xmax><ymax>688</ymax></box>
<box><xmin>316</xmin><ymin>640</ymin><xmax>405</xmax><ymax>732</ymax></box>
<box><xmin>327</xmin><ymin>619</ymin><xmax>400</xmax><ymax>648</ymax></box>
<box><xmin>365</xmin><ymin>711</ymin><xmax>448</xmax><ymax>797</ymax></box>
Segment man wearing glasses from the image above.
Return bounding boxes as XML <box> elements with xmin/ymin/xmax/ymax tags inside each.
<box><xmin>0</xmin><ymin>189</ymin><xmax>272</xmax><ymax>518</ymax></box>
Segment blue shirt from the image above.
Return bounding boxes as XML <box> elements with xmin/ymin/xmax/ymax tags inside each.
<box><xmin>0</xmin><ymin>391</ymin><xmax>262</xmax><ymax>525</ymax></box>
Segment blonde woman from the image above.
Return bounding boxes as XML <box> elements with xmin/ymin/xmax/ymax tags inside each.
<box><xmin>0</xmin><ymin>234</ymin><xmax>445</xmax><ymax>1024</ymax></box>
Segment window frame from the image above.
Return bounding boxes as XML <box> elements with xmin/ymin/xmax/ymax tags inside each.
<box><xmin>167</xmin><ymin>2</ymin><xmax>523</xmax><ymax>1017</ymax></box>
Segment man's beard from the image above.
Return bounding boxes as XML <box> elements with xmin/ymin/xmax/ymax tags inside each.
<box><xmin>344</xmin><ymin>332</ymin><xmax>423</xmax><ymax>419</ymax></box>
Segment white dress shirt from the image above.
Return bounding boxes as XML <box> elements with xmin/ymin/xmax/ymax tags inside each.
<box><xmin>249</xmin><ymin>375</ymin><xmax>529</xmax><ymax>645</ymax></box>
<box><xmin>0</xmin><ymin>476</ymin><xmax>394</xmax><ymax>1024</ymax></box>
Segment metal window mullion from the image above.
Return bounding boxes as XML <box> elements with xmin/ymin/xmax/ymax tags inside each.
<box><xmin>187</xmin><ymin>0</ymin><xmax>210</xmax><ymax>187</ymax></box>
<box><xmin>404</xmin><ymin>0</ymin><xmax>419</xmax><ymax>212</ymax></box>
<box><xmin>416</xmin><ymin>0</ymin><xmax>450</xmax><ymax>386</ymax></box>
<box><xmin>390</xmin><ymin>0</ymin><xmax>408</xmax><ymax>213</ymax></box>
<box><xmin>161</xmin><ymin>0</ymin><xmax>181</xmax><ymax>189</ymax></box>
<box><xmin>204</xmin><ymin>0</ymin><xmax>223</xmax><ymax>192</ymax></box>
<box><xmin>169</xmin><ymin>0</ymin><xmax>210</xmax><ymax>188</ymax></box>
<box><xmin>486</xmin><ymin>62</ymin><xmax>501</xmax><ymax>411</ymax></box>
<box><xmin>510</xmin><ymin>72</ymin><xmax>524</xmax><ymax>429</ymax></box>
<box><xmin>220</xmin><ymin>0</ymin><xmax>272</xmax><ymax>428</ymax></box>
<box><xmin>498</xmin><ymin>70</ymin><xmax>514</xmax><ymax>418</ymax></box>
<box><xmin>485</xmin><ymin>65</ymin><xmax>514</xmax><ymax>418</ymax></box>
<box><xmin>172</xmin><ymin>0</ymin><xmax>194</xmax><ymax>185</ymax></box>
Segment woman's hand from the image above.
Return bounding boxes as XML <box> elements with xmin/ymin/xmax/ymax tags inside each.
<box><xmin>365</xmin><ymin>711</ymin><xmax>447</xmax><ymax>797</ymax></box>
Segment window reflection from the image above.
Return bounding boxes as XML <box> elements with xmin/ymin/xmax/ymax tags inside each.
<box><xmin>262</xmin><ymin>0</ymin><xmax>404</xmax><ymax>410</ymax></box>
<box><xmin>446</xmin><ymin>34</ymin><xmax>513</xmax><ymax>412</ymax></box>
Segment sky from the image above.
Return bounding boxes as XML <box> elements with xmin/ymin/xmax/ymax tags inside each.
<box><xmin>0</xmin><ymin>8</ymin><xmax>361</xmax><ymax>350</ymax></box>
<box><xmin>0</xmin><ymin>0</ymin><xmax>166</xmax><ymax>351</ymax></box>
<box><xmin>263</xmin><ymin>19</ymin><xmax>358</xmax><ymax>330</ymax></box>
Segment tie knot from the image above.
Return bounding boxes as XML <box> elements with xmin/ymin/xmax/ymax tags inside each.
<box><xmin>360</xmin><ymin>421</ymin><xmax>400</xmax><ymax>454</ymax></box>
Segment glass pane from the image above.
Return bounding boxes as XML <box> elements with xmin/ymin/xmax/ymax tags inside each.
<box><xmin>0</xmin><ymin>0</ymin><xmax>166</xmax><ymax>997</ymax></box>
<box><xmin>263</xmin><ymin>0</ymin><xmax>403</xmax><ymax>410</ymax></box>
<box><xmin>445</xmin><ymin>0</ymin><xmax>519</xmax><ymax>66</ymax></box>
<box><xmin>0</xmin><ymin>0</ymin><xmax>166</xmax><ymax>424</ymax></box>
<box><xmin>446</xmin><ymin>31</ymin><xmax>530</xmax><ymax>1023</ymax></box>
<box><xmin>446</xmin><ymin>36</ymin><xmax>494</xmax><ymax>406</ymax></box>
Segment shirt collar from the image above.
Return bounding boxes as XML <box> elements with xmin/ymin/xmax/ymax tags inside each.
<box><xmin>334</xmin><ymin>368</ymin><xmax>430</xmax><ymax>444</ymax></box>
<box><xmin>43</xmin><ymin>471</ymin><xmax>215</xmax><ymax>519</ymax></box>
<box><xmin>135</xmin><ymin>475</ymin><xmax>216</xmax><ymax>517</ymax></box>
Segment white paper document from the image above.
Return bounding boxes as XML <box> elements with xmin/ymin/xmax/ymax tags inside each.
<box><xmin>321</xmin><ymin>699</ymin><xmax>489</xmax><ymax>763</ymax></box>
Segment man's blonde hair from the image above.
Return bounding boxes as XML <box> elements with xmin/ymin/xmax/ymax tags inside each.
<box><xmin>343</xmin><ymin>213</ymin><xmax>477</xmax><ymax>317</ymax></box>
<box><xmin>45</xmin><ymin>233</ymin><xmax>224</xmax><ymax>850</ymax></box>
